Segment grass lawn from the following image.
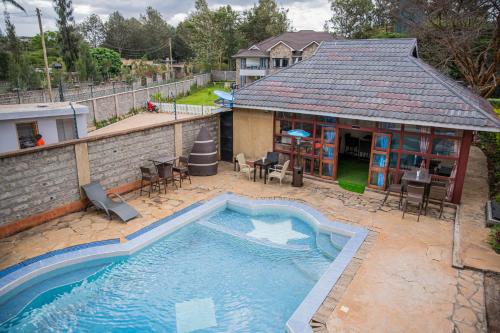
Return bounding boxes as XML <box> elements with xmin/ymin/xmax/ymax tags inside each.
<box><xmin>176</xmin><ymin>83</ymin><xmax>230</xmax><ymax>106</ymax></box>
<box><xmin>337</xmin><ymin>155</ymin><xmax>369</xmax><ymax>193</ymax></box>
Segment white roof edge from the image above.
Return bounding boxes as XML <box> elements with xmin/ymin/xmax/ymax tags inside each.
<box><xmin>0</xmin><ymin>103</ymin><xmax>89</xmax><ymax>121</ymax></box>
<box><xmin>233</xmin><ymin>104</ymin><xmax>500</xmax><ymax>132</ymax></box>
<box><xmin>266</xmin><ymin>40</ymin><xmax>295</xmax><ymax>52</ymax></box>
<box><xmin>248</xmin><ymin>45</ymin><xmax>260</xmax><ymax>50</ymax></box>
<box><xmin>299</xmin><ymin>41</ymin><xmax>319</xmax><ymax>51</ymax></box>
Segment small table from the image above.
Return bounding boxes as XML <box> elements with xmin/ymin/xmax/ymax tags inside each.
<box><xmin>150</xmin><ymin>156</ymin><xmax>176</xmax><ymax>165</ymax></box>
<box><xmin>253</xmin><ymin>159</ymin><xmax>277</xmax><ymax>184</ymax></box>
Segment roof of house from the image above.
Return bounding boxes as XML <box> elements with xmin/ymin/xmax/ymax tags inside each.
<box><xmin>234</xmin><ymin>38</ymin><xmax>500</xmax><ymax>132</ymax></box>
<box><xmin>233</xmin><ymin>30</ymin><xmax>335</xmax><ymax>58</ymax></box>
<box><xmin>0</xmin><ymin>102</ymin><xmax>88</xmax><ymax>121</ymax></box>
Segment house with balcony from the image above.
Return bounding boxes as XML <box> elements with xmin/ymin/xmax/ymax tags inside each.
<box><xmin>233</xmin><ymin>30</ymin><xmax>335</xmax><ymax>88</ymax></box>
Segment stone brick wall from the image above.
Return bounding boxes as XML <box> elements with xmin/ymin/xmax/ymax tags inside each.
<box><xmin>302</xmin><ymin>43</ymin><xmax>319</xmax><ymax>59</ymax></box>
<box><xmin>270</xmin><ymin>43</ymin><xmax>292</xmax><ymax>67</ymax></box>
<box><xmin>182</xmin><ymin>117</ymin><xmax>219</xmax><ymax>157</ymax></box>
<box><xmin>0</xmin><ymin>114</ymin><xmax>219</xmax><ymax>228</ymax></box>
<box><xmin>88</xmin><ymin>126</ymin><xmax>175</xmax><ymax>189</ymax></box>
<box><xmin>80</xmin><ymin>74</ymin><xmax>211</xmax><ymax>125</ymax></box>
<box><xmin>0</xmin><ymin>146</ymin><xmax>80</xmax><ymax>225</ymax></box>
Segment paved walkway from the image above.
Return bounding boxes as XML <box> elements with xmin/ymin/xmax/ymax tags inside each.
<box><xmin>0</xmin><ymin>162</ymin><xmax>492</xmax><ymax>332</ymax></box>
<box><xmin>460</xmin><ymin>146</ymin><xmax>500</xmax><ymax>272</ymax></box>
<box><xmin>88</xmin><ymin>112</ymin><xmax>193</xmax><ymax>136</ymax></box>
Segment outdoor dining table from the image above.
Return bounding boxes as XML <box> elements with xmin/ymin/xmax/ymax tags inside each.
<box><xmin>253</xmin><ymin>158</ymin><xmax>277</xmax><ymax>184</ymax></box>
<box><xmin>150</xmin><ymin>155</ymin><xmax>177</xmax><ymax>165</ymax></box>
<box><xmin>401</xmin><ymin>169</ymin><xmax>432</xmax><ymax>186</ymax></box>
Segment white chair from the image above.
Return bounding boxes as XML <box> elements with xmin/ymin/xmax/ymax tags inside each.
<box><xmin>268</xmin><ymin>160</ymin><xmax>290</xmax><ymax>185</ymax></box>
<box><xmin>236</xmin><ymin>153</ymin><xmax>254</xmax><ymax>180</ymax></box>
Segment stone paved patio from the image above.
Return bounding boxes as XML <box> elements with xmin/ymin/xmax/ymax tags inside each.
<box><xmin>0</xmin><ymin>160</ymin><xmax>494</xmax><ymax>332</ymax></box>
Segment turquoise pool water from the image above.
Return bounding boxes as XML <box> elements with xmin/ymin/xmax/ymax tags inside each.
<box><xmin>0</xmin><ymin>207</ymin><xmax>349</xmax><ymax>332</ymax></box>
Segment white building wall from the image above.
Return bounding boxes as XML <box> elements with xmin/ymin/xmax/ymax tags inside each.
<box><xmin>0</xmin><ymin>121</ymin><xmax>19</xmax><ymax>153</ymax></box>
<box><xmin>0</xmin><ymin>115</ymin><xmax>88</xmax><ymax>154</ymax></box>
<box><xmin>37</xmin><ymin>118</ymin><xmax>59</xmax><ymax>144</ymax></box>
<box><xmin>76</xmin><ymin>114</ymin><xmax>87</xmax><ymax>138</ymax></box>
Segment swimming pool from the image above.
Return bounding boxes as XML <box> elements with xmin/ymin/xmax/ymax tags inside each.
<box><xmin>0</xmin><ymin>194</ymin><xmax>367</xmax><ymax>333</ymax></box>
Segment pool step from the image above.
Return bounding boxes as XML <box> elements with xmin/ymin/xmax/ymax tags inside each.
<box><xmin>316</xmin><ymin>233</ymin><xmax>341</xmax><ymax>259</ymax></box>
<box><xmin>292</xmin><ymin>256</ymin><xmax>331</xmax><ymax>281</ymax></box>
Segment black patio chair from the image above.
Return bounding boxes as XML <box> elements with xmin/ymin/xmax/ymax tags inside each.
<box><xmin>82</xmin><ymin>182</ymin><xmax>139</xmax><ymax>222</ymax></box>
<box><xmin>173</xmin><ymin>156</ymin><xmax>191</xmax><ymax>187</ymax></box>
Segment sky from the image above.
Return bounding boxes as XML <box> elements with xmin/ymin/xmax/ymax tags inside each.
<box><xmin>3</xmin><ymin>0</ymin><xmax>332</xmax><ymax>37</ymax></box>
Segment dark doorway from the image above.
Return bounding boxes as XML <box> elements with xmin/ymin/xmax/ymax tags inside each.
<box><xmin>337</xmin><ymin>129</ymin><xmax>372</xmax><ymax>190</ymax></box>
<box><xmin>219</xmin><ymin>111</ymin><xmax>233</xmax><ymax>162</ymax></box>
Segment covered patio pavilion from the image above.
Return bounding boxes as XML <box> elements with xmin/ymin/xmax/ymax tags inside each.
<box><xmin>232</xmin><ymin>38</ymin><xmax>500</xmax><ymax>203</ymax></box>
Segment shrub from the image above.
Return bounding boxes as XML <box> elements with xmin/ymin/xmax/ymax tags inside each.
<box><xmin>338</xmin><ymin>179</ymin><xmax>365</xmax><ymax>194</ymax></box>
<box><xmin>489</xmin><ymin>225</ymin><xmax>500</xmax><ymax>254</ymax></box>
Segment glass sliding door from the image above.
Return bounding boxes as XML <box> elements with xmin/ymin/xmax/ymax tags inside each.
<box><xmin>319</xmin><ymin>126</ymin><xmax>338</xmax><ymax>179</ymax></box>
<box><xmin>368</xmin><ymin>133</ymin><xmax>391</xmax><ymax>189</ymax></box>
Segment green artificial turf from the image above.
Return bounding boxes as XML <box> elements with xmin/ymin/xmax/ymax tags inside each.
<box><xmin>176</xmin><ymin>83</ymin><xmax>230</xmax><ymax>106</ymax></box>
<box><xmin>337</xmin><ymin>155</ymin><xmax>369</xmax><ymax>193</ymax></box>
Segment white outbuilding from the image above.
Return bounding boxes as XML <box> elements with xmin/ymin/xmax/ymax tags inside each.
<box><xmin>0</xmin><ymin>102</ymin><xmax>88</xmax><ymax>153</ymax></box>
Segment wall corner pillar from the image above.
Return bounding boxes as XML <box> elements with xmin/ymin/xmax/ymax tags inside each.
<box><xmin>74</xmin><ymin>142</ymin><xmax>91</xmax><ymax>199</ymax></box>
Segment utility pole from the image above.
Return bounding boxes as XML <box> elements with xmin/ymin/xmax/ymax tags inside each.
<box><xmin>169</xmin><ymin>37</ymin><xmax>173</xmax><ymax>80</ymax></box>
<box><xmin>36</xmin><ymin>8</ymin><xmax>53</xmax><ymax>102</ymax></box>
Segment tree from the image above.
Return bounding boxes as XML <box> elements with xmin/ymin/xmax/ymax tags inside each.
<box><xmin>53</xmin><ymin>0</ymin><xmax>80</xmax><ymax>71</ymax></box>
<box><xmin>402</xmin><ymin>0</ymin><xmax>500</xmax><ymax>97</ymax></box>
<box><xmin>328</xmin><ymin>0</ymin><xmax>374</xmax><ymax>38</ymax></box>
<box><xmin>141</xmin><ymin>7</ymin><xmax>175</xmax><ymax>60</ymax></box>
<box><xmin>89</xmin><ymin>47</ymin><xmax>122</xmax><ymax>80</ymax></box>
<box><xmin>80</xmin><ymin>14</ymin><xmax>105</xmax><ymax>48</ymax></box>
<box><xmin>103</xmin><ymin>11</ymin><xmax>129</xmax><ymax>54</ymax></box>
<box><xmin>239</xmin><ymin>0</ymin><xmax>290</xmax><ymax>44</ymax></box>
<box><xmin>76</xmin><ymin>42</ymin><xmax>98</xmax><ymax>81</ymax></box>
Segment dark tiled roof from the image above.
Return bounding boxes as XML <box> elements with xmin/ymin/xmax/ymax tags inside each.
<box><xmin>235</xmin><ymin>39</ymin><xmax>500</xmax><ymax>131</ymax></box>
<box><xmin>233</xmin><ymin>49</ymin><xmax>268</xmax><ymax>58</ymax></box>
<box><xmin>233</xmin><ymin>30</ymin><xmax>335</xmax><ymax>58</ymax></box>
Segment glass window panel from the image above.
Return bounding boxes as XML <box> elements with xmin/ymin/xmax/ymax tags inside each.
<box><xmin>371</xmin><ymin>153</ymin><xmax>387</xmax><ymax>168</ymax></box>
<box><xmin>434</xmin><ymin>128</ymin><xmax>463</xmax><ymax>137</ymax></box>
<box><xmin>322</xmin><ymin>146</ymin><xmax>335</xmax><ymax>160</ymax></box>
<box><xmin>278</xmin><ymin>153</ymin><xmax>291</xmax><ymax>166</ymax></box>
<box><xmin>369</xmin><ymin>171</ymin><xmax>385</xmax><ymax>187</ymax></box>
<box><xmin>317</xmin><ymin>116</ymin><xmax>336</xmax><ymax>123</ymax></box>
<box><xmin>374</xmin><ymin>135</ymin><xmax>390</xmax><ymax>150</ymax></box>
<box><xmin>321</xmin><ymin>162</ymin><xmax>334</xmax><ymax>177</ymax></box>
<box><xmin>274</xmin><ymin>136</ymin><xmax>292</xmax><ymax>151</ymax></box>
<box><xmin>303</xmin><ymin>157</ymin><xmax>313</xmax><ymax>174</ymax></box>
<box><xmin>300</xmin><ymin>140</ymin><xmax>313</xmax><ymax>155</ymax></box>
<box><xmin>313</xmin><ymin>141</ymin><xmax>321</xmax><ymax>157</ymax></box>
<box><xmin>429</xmin><ymin>159</ymin><xmax>457</xmax><ymax>177</ymax></box>
<box><xmin>400</xmin><ymin>154</ymin><xmax>425</xmax><ymax>170</ymax></box>
<box><xmin>404</xmin><ymin>125</ymin><xmax>430</xmax><ymax>133</ymax></box>
<box><xmin>295</xmin><ymin>113</ymin><xmax>315</xmax><ymax>121</ymax></box>
<box><xmin>276</xmin><ymin>120</ymin><xmax>292</xmax><ymax>134</ymax></box>
<box><xmin>391</xmin><ymin>134</ymin><xmax>400</xmax><ymax>149</ymax></box>
<box><xmin>403</xmin><ymin>135</ymin><xmax>421</xmax><ymax>152</ymax></box>
<box><xmin>389</xmin><ymin>152</ymin><xmax>398</xmax><ymax>168</ymax></box>
<box><xmin>313</xmin><ymin>159</ymin><xmax>320</xmax><ymax>176</ymax></box>
<box><xmin>379</xmin><ymin>122</ymin><xmax>401</xmax><ymax>130</ymax></box>
<box><xmin>431</xmin><ymin>138</ymin><xmax>460</xmax><ymax>157</ymax></box>
<box><xmin>294</xmin><ymin>121</ymin><xmax>314</xmax><ymax>135</ymax></box>
<box><xmin>322</xmin><ymin>128</ymin><xmax>336</xmax><ymax>143</ymax></box>
<box><xmin>340</xmin><ymin>118</ymin><xmax>375</xmax><ymax>128</ymax></box>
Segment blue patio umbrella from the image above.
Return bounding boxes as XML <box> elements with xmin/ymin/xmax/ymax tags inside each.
<box><xmin>287</xmin><ymin>129</ymin><xmax>311</xmax><ymax>168</ymax></box>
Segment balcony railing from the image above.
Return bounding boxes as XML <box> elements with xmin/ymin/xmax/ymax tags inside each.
<box><xmin>241</xmin><ymin>65</ymin><xmax>269</xmax><ymax>70</ymax></box>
